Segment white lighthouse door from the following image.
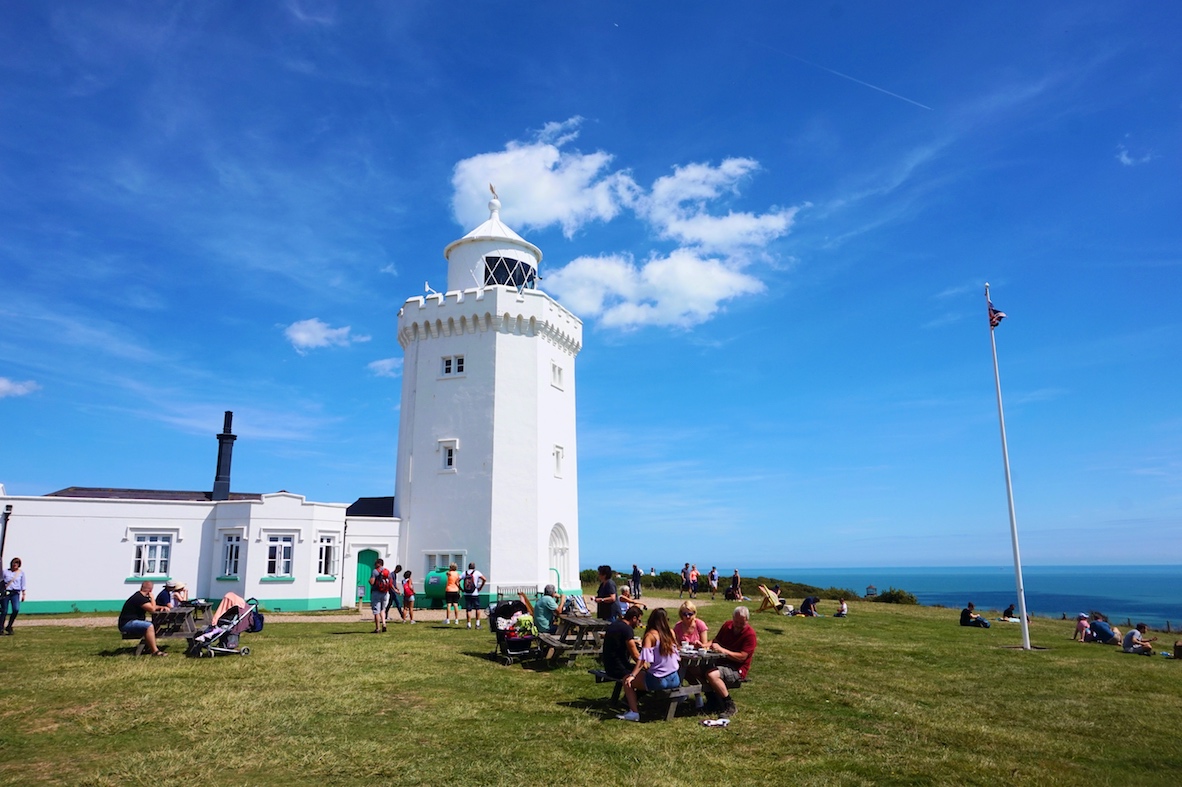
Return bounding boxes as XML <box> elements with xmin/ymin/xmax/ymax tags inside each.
<box><xmin>548</xmin><ymin>524</ymin><xmax>570</xmax><ymax>591</ymax></box>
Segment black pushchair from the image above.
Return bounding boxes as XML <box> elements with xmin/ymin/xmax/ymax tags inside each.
<box><xmin>489</xmin><ymin>599</ymin><xmax>536</xmax><ymax>666</ymax></box>
<box><xmin>188</xmin><ymin>594</ymin><xmax>263</xmax><ymax>657</ymax></box>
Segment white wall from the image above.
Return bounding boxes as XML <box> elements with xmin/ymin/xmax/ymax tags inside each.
<box><xmin>395</xmin><ymin>284</ymin><xmax>582</xmax><ymax>595</ymax></box>
<box><xmin>0</xmin><ymin>490</ymin><xmax>379</xmax><ymax>613</ymax></box>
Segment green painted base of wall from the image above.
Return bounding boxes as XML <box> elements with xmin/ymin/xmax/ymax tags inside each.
<box><xmin>24</xmin><ymin>600</ymin><xmax>124</xmax><ymax>614</ymax></box>
<box><xmin>24</xmin><ymin>597</ymin><xmax>346</xmax><ymax>615</ymax></box>
<box><xmin>256</xmin><ymin>598</ymin><xmax>342</xmax><ymax>612</ymax></box>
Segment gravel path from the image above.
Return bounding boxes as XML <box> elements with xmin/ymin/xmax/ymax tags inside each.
<box><xmin>19</xmin><ymin>595</ymin><xmax>713</xmax><ymax>628</ymax></box>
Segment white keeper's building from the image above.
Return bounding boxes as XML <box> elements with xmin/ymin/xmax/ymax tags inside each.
<box><xmin>0</xmin><ymin>196</ymin><xmax>583</xmax><ymax>613</ymax></box>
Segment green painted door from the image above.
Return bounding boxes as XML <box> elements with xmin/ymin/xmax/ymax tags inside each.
<box><xmin>357</xmin><ymin>549</ymin><xmax>378</xmax><ymax>603</ymax></box>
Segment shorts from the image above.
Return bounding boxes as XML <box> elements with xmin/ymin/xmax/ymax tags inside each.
<box><xmin>645</xmin><ymin>671</ymin><xmax>681</xmax><ymax>691</ymax></box>
<box><xmin>120</xmin><ymin>620</ymin><xmax>152</xmax><ymax>636</ymax></box>
<box><xmin>370</xmin><ymin>593</ymin><xmax>388</xmax><ymax>614</ymax></box>
<box><xmin>445</xmin><ymin>591</ymin><xmax>461</xmax><ymax>605</ymax></box>
<box><xmin>404</xmin><ymin>594</ymin><xmax>415</xmax><ymax>604</ymax></box>
<box><xmin>464</xmin><ymin>595</ymin><xmax>481</xmax><ymax>611</ymax></box>
<box><xmin>711</xmin><ymin>664</ymin><xmax>744</xmax><ymax>688</ymax></box>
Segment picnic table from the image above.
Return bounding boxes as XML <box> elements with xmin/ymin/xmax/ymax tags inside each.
<box><xmin>178</xmin><ymin>600</ymin><xmax>212</xmax><ymax>622</ymax></box>
<box><xmin>591</xmin><ymin>648</ymin><xmax>735</xmax><ymax>721</ymax></box>
<box><xmin>122</xmin><ymin>607</ymin><xmax>200</xmax><ymax>655</ymax></box>
<box><xmin>539</xmin><ymin>614</ymin><xmax>611</xmax><ymax>659</ymax></box>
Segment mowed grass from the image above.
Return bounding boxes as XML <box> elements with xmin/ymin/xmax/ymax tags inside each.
<box><xmin>2</xmin><ymin>598</ymin><xmax>1181</xmax><ymax>786</ymax></box>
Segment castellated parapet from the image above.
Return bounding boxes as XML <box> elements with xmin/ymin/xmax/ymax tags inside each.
<box><xmin>397</xmin><ymin>285</ymin><xmax>583</xmax><ymax>357</ymax></box>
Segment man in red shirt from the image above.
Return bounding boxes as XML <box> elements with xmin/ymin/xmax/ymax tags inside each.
<box><xmin>704</xmin><ymin>606</ymin><xmax>757</xmax><ymax>718</ymax></box>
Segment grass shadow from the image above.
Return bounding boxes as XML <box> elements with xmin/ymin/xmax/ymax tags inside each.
<box><xmin>327</xmin><ymin>631</ymin><xmax>373</xmax><ymax>636</ymax></box>
<box><xmin>557</xmin><ymin>696</ymin><xmax>622</xmax><ymax>719</ymax></box>
<box><xmin>97</xmin><ymin>647</ymin><xmax>140</xmax><ymax>658</ymax></box>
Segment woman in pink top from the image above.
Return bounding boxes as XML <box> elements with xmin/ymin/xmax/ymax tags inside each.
<box><xmin>617</xmin><ymin>608</ymin><xmax>681</xmax><ymax>722</ymax></box>
<box><xmin>674</xmin><ymin>601</ymin><xmax>709</xmax><ymax>646</ymax></box>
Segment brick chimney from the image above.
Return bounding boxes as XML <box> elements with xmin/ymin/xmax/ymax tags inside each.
<box><xmin>212</xmin><ymin>411</ymin><xmax>236</xmax><ymax>501</ymax></box>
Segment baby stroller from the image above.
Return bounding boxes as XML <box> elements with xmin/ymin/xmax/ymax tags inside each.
<box><xmin>187</xmin><ymin>592</ymin><xmax>263</xmax><ymax>657</ymax></box>
<box><xmin>489</xmin><ymin>599</ymin><xmax>536</xmax><ymax>666</ymax></box>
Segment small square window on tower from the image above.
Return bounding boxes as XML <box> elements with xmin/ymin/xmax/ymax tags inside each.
<box><xmin>441</xmin><ymin>355</ymin><xmax>466</xmax><ymax>377</ymax></box>
<box><xmin>551</xmin><ymin>361</ymin><xmax>564</xmax><ymax>390</ymax></box>
<box><xmin>438</xmin><ymin>438</ymin><xmax>459</xmax><ymax>472</ymax></box>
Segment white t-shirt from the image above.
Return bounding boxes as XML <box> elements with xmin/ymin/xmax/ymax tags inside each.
<box><xmin>463</xmin><ymin>570</ymin><xmax>485</xmax><ymax>595</ymax></box>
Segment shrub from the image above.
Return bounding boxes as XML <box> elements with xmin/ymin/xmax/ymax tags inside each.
<box><xmin>873</xmin><ymin>587</ymin><xmax>918</xmax><ymax>605</ymax></box>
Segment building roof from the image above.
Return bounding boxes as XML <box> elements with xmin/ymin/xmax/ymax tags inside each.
<box><xmin>443</xmin><ymin>198</ymin><xmax>543</xmax><ymax>262</ymax></box>
<box><xmin>46</xmin><ymin>487</ymin><xmax>263</xmax><ymax>502</ymax></box>
<box><xmin>346</xmin><ymin>496</ymin><xmax>395</xmax><ymax>517</ymax></box>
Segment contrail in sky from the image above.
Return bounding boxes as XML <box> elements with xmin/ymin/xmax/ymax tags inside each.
<box><xmin>759</xmin><ymin>44</ymin><xmax>933</xmax><ymax>111</ymax></box>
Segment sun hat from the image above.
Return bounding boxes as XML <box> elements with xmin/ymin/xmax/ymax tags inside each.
<box><xmin>1077</xmin><ymin>612</ymin><xmax>1089</xmax><ymax>620</ymax></box>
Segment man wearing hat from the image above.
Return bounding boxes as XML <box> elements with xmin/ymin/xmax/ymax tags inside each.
<box><xmin>155</xmin><ymin>580</ymin><xmax>187</xmax><ymax>609</ymax></box>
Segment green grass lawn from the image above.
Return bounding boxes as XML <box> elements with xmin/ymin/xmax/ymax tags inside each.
<box><xmin>2</xmin><ymin>598</ymin><xmax>1180</xmax><ymax>786</ymax></box>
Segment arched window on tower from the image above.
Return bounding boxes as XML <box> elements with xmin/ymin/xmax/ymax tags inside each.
<box><xmin>548</xmin><ymin>524</ymin><xmax>570</xmax><ymax>590</ymax></box>
<box><xmin>484</xmin><ymin>254</ymin><xmax>537</xmax><ymax>289</ymax></box>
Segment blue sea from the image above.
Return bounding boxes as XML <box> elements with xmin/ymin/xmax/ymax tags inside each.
<box><xmin>740</xmin><ymin>566</ymin><xmax>1182</xmax><ymax>629</ymax></box>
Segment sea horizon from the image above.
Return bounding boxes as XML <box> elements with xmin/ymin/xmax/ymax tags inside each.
<box><xmin>727</xmin><ymin>565</ymin><xmax>1182</xmax><ymax>630</ymax></box>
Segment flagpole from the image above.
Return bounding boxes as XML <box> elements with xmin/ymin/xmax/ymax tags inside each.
<box><xmin>986</xmin><ymin>283</ymin><xmax>1031</xmax><ymax>650</ymax></box>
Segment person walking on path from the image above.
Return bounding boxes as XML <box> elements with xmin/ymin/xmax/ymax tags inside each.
<box><xmin>1</xmin><ymin>558</ymin><xmax>27</xmax><ymax>635</ymax></box>
<box><xmin>444</xmin><ymin>563</ymin><xmax>462</xmax><ymax>625</ymax></box>
<box><xmin>369</xmin><ymin>559</ymin><xmax>392</xmax><ymax>633</ymax></box>
<box><xmin>689</xmin><ymin>565</ymin><xmax>700</xmax><ymax>598</ymax></box>
<box><xmin>462</xmin><ymin>562</ymin><xmax>486</xmax><ymax>629</ymax></box>
<box><xmin>402</xmin><ymin>570</ymin><xmax>416</xmax><ymax>623</ymax></box>
<box><xmin>708</xmin><ymin>567</ymin><xmax>719</xmax><ymax>599</ymax></box>
<box><xmin>385</xmin><ymin>564</ymin><xmax>405</xmax><ymax>623</ymax></box>
<box><xmin>679</xmin><ymin>563</ymin><xmax>691</xmax><ymax>598</ymax></box>
<box><xmin>630</xmin><ymin>564</ymin><xmax>642</xmax><ymax>599</ymax></box>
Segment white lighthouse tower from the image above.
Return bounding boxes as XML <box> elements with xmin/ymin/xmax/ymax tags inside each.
<box><xmin>394</xmin><ymin>193</ymin><xmax>582</xmax><ymax>597</ymax></box>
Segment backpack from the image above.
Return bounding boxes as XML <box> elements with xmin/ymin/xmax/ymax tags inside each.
<box><xmin>462</xmin><ymin>571</ymin><xmax>477</xmax><ymax>594</ymax></box>
<box><xmin>374</xmin><ymin>569</ymin><xmax>392</xmax><ymax>594</ymax></box>
<box><xmin>402</xmin><ymin>578</ymin><xmax>414</xmax><ymax>597</ymax></box>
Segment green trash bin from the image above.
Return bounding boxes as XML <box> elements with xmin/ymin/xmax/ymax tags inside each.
<box><xmin>423</xmin><ymin>568</ymin><xmax>449</xmax><ymax>609</ymax></box>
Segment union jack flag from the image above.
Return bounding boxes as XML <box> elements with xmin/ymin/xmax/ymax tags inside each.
<box><xmin>988</xmin><ymin>301</ymin><xmax>1007</xmax><ymax>329</ymax></box>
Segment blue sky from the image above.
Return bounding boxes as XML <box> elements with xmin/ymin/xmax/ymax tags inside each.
<box><xmin>1</xmin><ymin>3</ymin><xmax>1179</xmax><ymax>569</ymax></box>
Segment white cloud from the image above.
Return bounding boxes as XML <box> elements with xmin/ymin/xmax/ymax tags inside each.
<box><xmin>367</xmin><ymin>357</ymin><xmax>403</xmax><ymax>378</ymax></box>
<box><xmin>451</xmin><ymin>119</ymin><xmax>801</xmax><ymax>330</ymax></box>
<box><xmin>546</xmin><ymin>250</ymin><xmax>765</xmax><ymax>329</ymax></box>
<box><xmin>1116</xmin><ymin>143</ymin><xmax>1153</xmax><ymax>167</ymax></box>
<box><xmin>640</xmin><ymin>159</ymin><xmax>798</xmax><ymax>254</ymax></box>
<box><xmin>0</xmin><ymin>377</ymin><xmax>40</xmax><ymax>398</ymax></box>
<box><xmin>451</xmin><ymin>117</ymin><xmax>638</xmax><ymax>237</ymax></box>
<box><xmin>283</xmin><ymin>318</ymin><xmax>370</xmax><ymax>354</ymax></box>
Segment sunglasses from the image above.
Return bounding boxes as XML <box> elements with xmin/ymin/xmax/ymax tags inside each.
<box><xmin>680</xmin><ymin>611</ymin><xmax>694</xmax><ymax>618</ymax></box>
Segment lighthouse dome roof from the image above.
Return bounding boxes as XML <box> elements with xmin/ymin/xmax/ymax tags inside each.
<box><xmin>444</xmin><ymin>197</ymin><xmax>543</xmax><ymax>263</ymax></box>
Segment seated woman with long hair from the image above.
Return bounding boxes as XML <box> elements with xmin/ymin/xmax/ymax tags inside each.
<box><xmin>617</xmin><ymin>608</ymin><xmax>681</xmax><ymax>722</ymax></box>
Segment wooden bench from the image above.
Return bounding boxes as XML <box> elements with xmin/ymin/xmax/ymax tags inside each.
<box><xmin>119</xmin><ymin>608</ymin><xmax>200</xmax><ymax>656</ymax></box>
<box><xmin>589</xmin><ymin>669</ymin><xmax>709</xmax><ymax>721</ymax></box>
<box><xmin>120</xmin><ymin>629</ymin><xmax>149</xmax><ymax>656</ymax></box>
